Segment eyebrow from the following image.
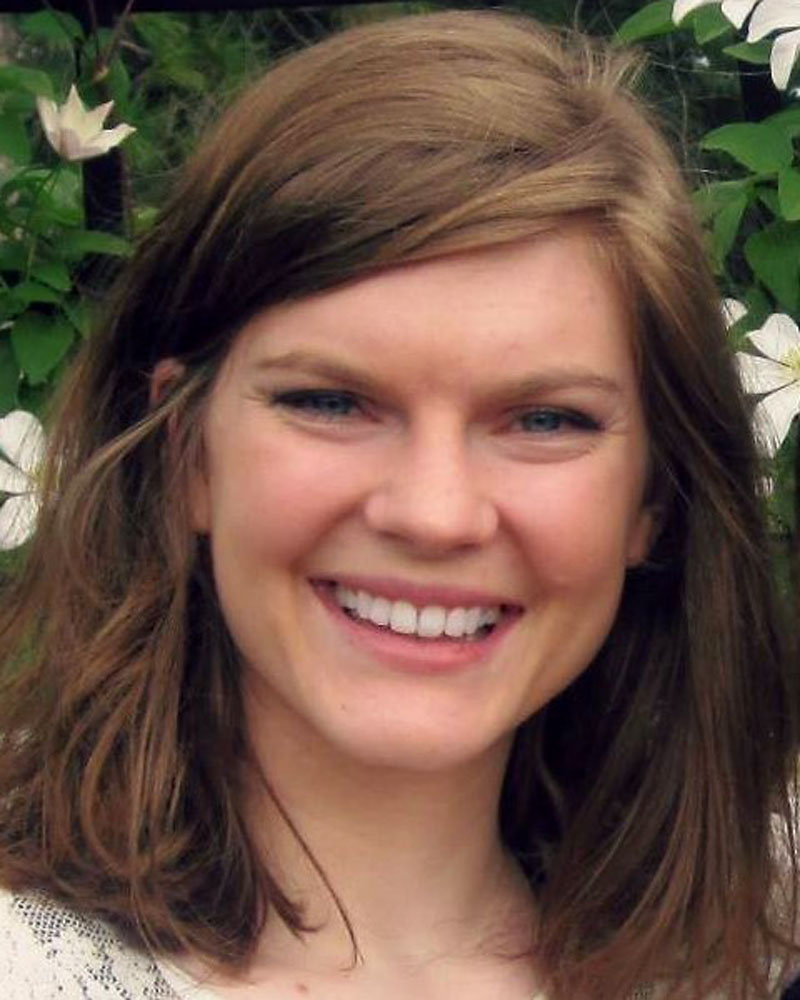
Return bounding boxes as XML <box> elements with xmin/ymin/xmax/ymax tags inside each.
<box><xmin>252</xmin><ymin>352</ymin><xmax>379</xmax><ymax>395</ymax></box>
<box><xmin>251</xmin><ymin>350</ymin><xmax>625</xmax><ymax>399</ymax></box>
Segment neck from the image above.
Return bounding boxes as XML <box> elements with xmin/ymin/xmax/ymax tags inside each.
<box><xmin>240</xmin><ymin>680</ymin><xmax>534</xmax><ymax>973</ymax></box>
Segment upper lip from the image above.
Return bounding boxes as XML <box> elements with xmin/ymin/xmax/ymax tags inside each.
<box><xmin>313</xmin><ymin>574</ymin><xmax>523</xmax><ymax>610</ymax></box>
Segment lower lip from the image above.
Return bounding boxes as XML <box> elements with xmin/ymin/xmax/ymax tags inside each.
<box><xmin>312</xmin><ymin>583</ymin><xmax>519</xmax><ymax>675</ymax></box>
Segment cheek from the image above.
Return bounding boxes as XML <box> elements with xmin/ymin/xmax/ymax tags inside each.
<box><xmin>202</xmin><ymin>432</ymin><xmax>370</xmax><ymax>567</ymax></box>
<box><xmin>507</xmin><ymin>464</ymin><xmax>644</xmax><ymax>592</ymax></box>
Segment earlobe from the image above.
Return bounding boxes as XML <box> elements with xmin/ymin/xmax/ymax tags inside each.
<box><xmin>150</xmin><ymin>358</ymin><xmax>211</xmax><ymax>535</ymax></box>
<box><xmin>150</xmin><ymin>358</ymin><xmax>186</xmax><ymax>408</ymax></box>
<box><xmin>626</xmin><ymin>505</ymin><xmax>662</xmax><ymax>567</ymax></box>
<box><xmin>187</xmin><ymin>459</ymin><xmax>211</xmax><ymax>534</ymax></box>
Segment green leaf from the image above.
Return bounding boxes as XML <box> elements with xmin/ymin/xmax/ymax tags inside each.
<box><xmin>0</xmin><ymin>338</ymin><xmax>19</xmax><ymax>413</ymax></box>
<box><xmin>0</xmin><ymin>66</ymin><xmax>54</xmax><ymax>101</ymax></box>
<box><xmin>104</xmin><ymin>56</ymin><xmax>131</xmax><ymax>104</ymax></box>
<box><xmin>4</xmin><ymin>167</ymin><xmax>83</xmax><ymax>228</ymax></box>
<box><xmin>0</xmin><ymin>113</ymin><xmax>31</xmax><ymax>165</ymax></box>
<box><xmin>133</xmin><ymin>204</ymin><xmax>158</xmax><ymax>234</ymax></box>
<box><xmin>712</xmin><ymin>190</ymin><xmax>748</xmax><ymax>268</ymax></box>
<box><xmin>10</xmin><ymin>311</ymin><xmax>74</xmax><ymax>385</ymax></box>
<box><xmin>0</xmin><ymin>90</ymin><xmax>37</xmax><ymax>115</ymax></box>
<box><xmin>778</xmin><ymin>167</ymin><xmax>800</xmax><ymax>221</ymax></box>
<box><xmin>19</xmin><ymin>10</ymin><xmax>84</xmax><ymax>44</ymax></box>
<box><xmin>693</xmin><ymin>5</ymin><xmax>732</xmax><ymax>44</ymax></box>
<box><xmin>743</xmin><ymin>284</ymin><xmax>773</xmax><ymax>324</ymax></box>
<box><xmin>40</xmin><ymin>169</ymin><xmax>82</xmax><ymax>227</ymax></box>
<box><xmin>58</xmin><ymin>229</ymin><xmax>132</xmax><ymax>259</ymax></box>
<box><xmin>62</xmin><ymin>297</ymin><xmax>92</xmax><ymax>338</ymax></box>
<box><xmin>8</xmin><ymin>281</ymin><xmax>62</xmax><ymax>307</ymax></box>
<box><xmin>154</xmin><ymin>60</ymin><xmax>206</xmax><ymax>93</ymax></box>
<box><xmin>766</xmin><ymin>107</ymin><xmax>800</xmax><ymax>139</ymax></box>
<box><xmin>0</xmin><ymin>291</ymin><xmax>25</xmax><ymax>321</ymax></box>
<box><xmin>701</xmin><ymin>122</ymin><xmax>794</xmax><ymax>173</ymax></box>
<box><xmin>0</xmin><ymin>241</ymin><xmax>26</xmax><ymax>276</ymax></box>
<box><xmin>30</xmin><ymin>259</ymin><xmax>71</xmax><ymax>293</ymax></box>
<box><xmin>692</xmin><ymin>178</ymin><xmax>751</xmax><ymax>223</ymax></box>
<box><xmin>132</xmin><ymin>13</ymin><xmax>191</xmax><ymax>56</ymax></box>
<box><xmin>757</xmin><ymin>185</ymin><xmax>781</xmax><ymax>216</ymax></box>
<box><xmin>744</xmin><ymin>222</ymin><xmax>800</xmax><ymax>312</ymax></box>
<box><xmin>723</xmin><ymin>39</ymin><xmax>772</xmax><ymax>64</ymax></box>
<box><xmin>615</xmin><ymin>2</ymin><xmax>675</xmax><ymax>43</ymax></box>
<box><xmin>8</xmin><ymin>281</ymin><xmax>61</xmax><ymax>312</ymax></box>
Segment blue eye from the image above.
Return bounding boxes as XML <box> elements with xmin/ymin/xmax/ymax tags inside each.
<box><xmin>272</xmin><ymin>389</ymin><xmax>361</xmax><ymax>420</ymax></box>
<box><xmin>517</xmin><ymin>409</ymin><xmax>599</xmax><ymax>433</ymax></box>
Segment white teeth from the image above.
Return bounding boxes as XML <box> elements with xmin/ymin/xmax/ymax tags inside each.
<box><xmin>479</xmin><ymin>608</ymin><xmax>500</xmax><ymax>628</ymax></box>
<box><xmin>464</xmin><ymin>608</ymin><xmax>481</xmax><ymax>634</ymax></box>
<box><xmin>417</xmin><ymin>606</ymin><xmax>446</xmax><ymax>638</ymax></box>
<box><xmin>357</xmin><ymin>590</ymin><xmax>372</xmax><ymax>619</ymax></box>
<box><xmin>390</xmin><ymin>600</ymin><xmax>417</xmax><ymax>634</ymax></box>
<box><xmin>332</xmin><ymin>585</ymin><xmax>503</xmax><ymax>640</ymax></box>
<box><xmin>368</xmin><ymin>596</ymin><xmax>391</xmax><ymax>627</ymax></box>
<box><xmin>444</xmin><ymin>607</ymin><xmax>466</xmax><ymax>637</ymax></box>
<box><xmin>338</xmin><ymin>587</ymin><xmax>358</xmax><ymax>611</ymax></box>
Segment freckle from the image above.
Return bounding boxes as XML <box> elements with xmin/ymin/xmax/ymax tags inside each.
<box><xmin>295</xmin><ymin>984</ymin><xmax>309</xmax><ymax>995</ymax></box>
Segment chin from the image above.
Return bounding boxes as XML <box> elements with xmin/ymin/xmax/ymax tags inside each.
<box><xmin>313</xmin><ymin>711</ymin><xmax>516</xmax><ymax>774</ymax></box>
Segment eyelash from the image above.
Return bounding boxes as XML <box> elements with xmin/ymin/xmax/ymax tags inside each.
<box><xmin>271</xmin><ymin>389</ymin><xmax>601</xmax><ymax>434</ymax></box>
<box><xmin>271</xmin><ymin>389</ymin><xmax>363</xmax><ymax>421</ymax></box>
<box><xmin>514</xmin><ymin>409</ymin><xmax>600</xmax><ymax>434</ymax></box>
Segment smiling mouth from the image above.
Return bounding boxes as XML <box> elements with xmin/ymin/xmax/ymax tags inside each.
<box><xmin>315</xmin><ymin>580</ymin><xmax>520</xmax><ymax>642</ymax></box>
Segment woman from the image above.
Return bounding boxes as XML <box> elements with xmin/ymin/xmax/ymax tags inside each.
<box><xmin>0</xmin><ymin>10</ymin><xmax>795</xmax><ymax>999</ymax></box>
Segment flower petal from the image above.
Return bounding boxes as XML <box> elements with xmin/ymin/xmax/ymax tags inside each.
<box><xmin>722</xmin><ymin>297</ymin><xmax>748</xmax><ymax>326</ymax></box>
<box><xmin>736</xmin><ymin>352</ymin><xmax>796</xmax><ymax>393</ymax></box>
<box><xmin>0</xmin><ymin>410</ymin><xmax>45</xmax><ymax>477</ymax></box>
<box><xmin>721</xmin><ymin>0</ymin><xmax>760</xmax><ymax>29</ymax></box>
<box><xmin>0</xmin><ymin>456</ymin><xmax>30</xmax><ymax>494</ymax></box>
<box><xmin>745</xmin><ymin>312</ymin><xmax>800</xmax><ymax>362</ymax></box>
<box><xmin>59</xmin><ymin>84</ymin><xmax>88</xmax><ymax>135</ymax></box>
<box><xmin>81</xmin><ymin>99</ymin><xmax>114</xmax><ymax>136</ymax></box>
<box><xmin>35</xmin><ymin>95</ymin><xmax>60</xmax><ymax>150</ymax></box>
<box><xmin>85</xmin><ymin>122</ymin><xmax>136</xmax><ymax>157</ymax></box>
<box><xmin>0</xmin><ymin>494</ymin><xmax>38</xmax><ymax>550</ymax></box>
<box><xmin>748</xmin><ymin>0</ymin><xmax>800</xmax><ymax>41</ymax></box>
<box><xmin>770</xmin><ymin>26</ymin><xmax>800</xmax><ymax>86</ymax></box>
<box><xmin>59</xmin><ymin>127</ymin><xmax>92</xmax><ymax>162</ymax></box>
<box><xmin>673</xmin><ymin>0</ymin><xmax>719</xmax><ymax>23</ymax></box>
<box><xmin>752</xmin><ymin>381</ymin><xmax>800</xmax><ymax>455</ymax></box>
<box><xmin>58</xmin><ymin>121</ymin><xmax>136</xmax><ymax>162</ymax></box>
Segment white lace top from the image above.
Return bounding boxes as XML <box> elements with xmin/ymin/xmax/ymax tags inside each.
<box><xmin>0</xmin><ymin>888</ymin><xmax>217</xmax><ymax>999</ymax></box>
<box><xmin>0</xmin><ymin>887</ymin><xmax>664</xmax><ymax>1000</ymax></box>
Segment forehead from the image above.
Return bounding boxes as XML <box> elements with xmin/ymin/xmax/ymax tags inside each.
<box><xmin>220</xmin><ymin>230</ymin><xmax>638</xmax><ymax>395</ymax></box>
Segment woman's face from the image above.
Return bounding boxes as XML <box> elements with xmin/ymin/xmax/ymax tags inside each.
<box><xmin>189</xmin><ymin>231</ymin><xmax>654</xmax><ymax>771</ymax></box>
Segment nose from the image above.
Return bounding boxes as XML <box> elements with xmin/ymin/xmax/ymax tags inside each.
<box><xmin>363</xmin><ymin>422</ymin><xmax>499</xmax><ymax>554</ymax></box>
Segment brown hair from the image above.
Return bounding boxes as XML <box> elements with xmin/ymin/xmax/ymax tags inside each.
<box><xmin>0</xmin><ymin>10</ymin><xmax>796</xmax><ymax>999</ymax></box>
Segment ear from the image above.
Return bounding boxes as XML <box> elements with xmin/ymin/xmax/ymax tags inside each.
<box><xmin>150</xmin><ymin>358</ymin><xmax>211</xmax><ymax>534</ymax></box>
<box><xmin>150</xmin><ymin>358</ymin><xmax>185</xmax><ymax>408</ymax></box>
<box><xmin>625</xmin><ymin>504</ymin><xmax>662</xmax><ymax>568</ymax></box>
<box><xmin>187</xmin><ymin>450</ymin><xmax>211</xmax><ymax>535</ymax></box>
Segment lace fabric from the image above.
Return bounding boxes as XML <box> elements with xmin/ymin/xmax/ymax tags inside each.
<box><xmin>0</xmin><ymin>887</ymin><xmax>658</xmax><ymax>1000</ymax></box>
<box><xmin>0</xmin><ymin>887</ymin><xmax>179</xmax><ymax>998</ymax></box>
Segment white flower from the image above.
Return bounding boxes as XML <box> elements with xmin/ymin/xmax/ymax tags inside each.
<box><xmin>722</xmin><ymin>0</ymin><xmax>763</xmax><ymax>28</ymax></box>
<box><xmin>0</xmin><ymin>410</ymin><xmax>45</xmax><ymax>549</ymax></box>
<box><xmin>36</xmin><ymin>84</ymin><xmax>135</xmax><ymax>162</ymax></box>
<box><xmin>722</xmin><ymin>296</ymin><xmax>748</xmax><ymax>326</ymax></box>
<box><xmin>766</xmin><ymin>27</ymin><xmax>800</xmax><ymax>86</ymax></box>
<box><xmin>736</xmin><ymin>313</ymin><xmax>800</xmax><ymax>455</ymax></box>
<box><xmin>672</xmin><ymin>0</ymin><xmax>800</xmax><ymax>88</ymax></box>
<box><xmin>673</xmin><ymin>0</ymin><xmax>758</xmax><ymax>25</ymax></box>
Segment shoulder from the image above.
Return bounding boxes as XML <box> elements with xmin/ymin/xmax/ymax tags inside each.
<box><xmin>0</xmin><ymin>886</ymin><xmax>177</xmax><ymax>999</ymax></box>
